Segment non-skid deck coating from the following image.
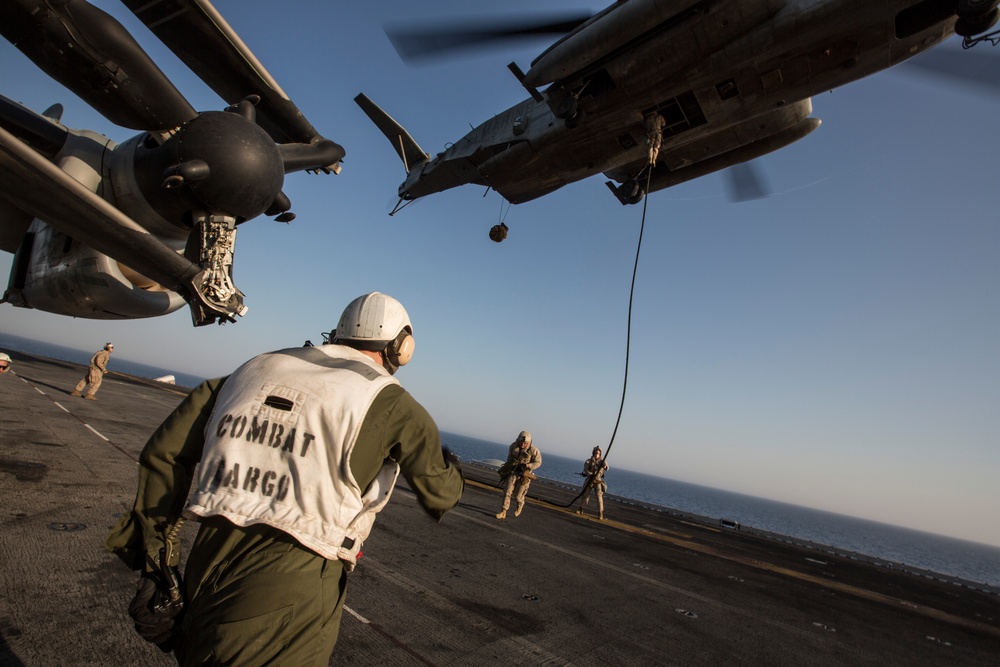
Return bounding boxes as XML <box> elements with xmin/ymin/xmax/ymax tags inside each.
<box><xmin>1</xmin><ymin>351</ymin><xmax>997</xmax><ymax>666</ymax></box>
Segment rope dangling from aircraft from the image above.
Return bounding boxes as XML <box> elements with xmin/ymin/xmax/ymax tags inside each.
<box><xmin>553</xmin><ymin>161</ymin><xmax>656</xmax><ymax>510</ymax></box>
<box><xmin>600</xmin><ymin>138</ymin><xmax>658</xmax><ymax>468</ymax></box>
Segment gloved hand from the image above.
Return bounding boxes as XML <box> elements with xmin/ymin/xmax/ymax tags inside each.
<box><xmin>515</xmin><ymin>463</ymin><xmax>526</xmax><ymax>474</ymax></box>
<box><xmin>442</xmin><ymin>447</ymin><xmax>461</xmax><ymax>468</ymax></box>
<box><xmin>128</xmin><ymin>571</ymin><xmax>184</xmax><ymax>652</ymax></box>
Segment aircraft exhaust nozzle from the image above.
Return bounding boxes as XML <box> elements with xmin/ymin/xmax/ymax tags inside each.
<box><xmin>354</xmin><ymin>93</ymin><xmax>429</xmax><ymax>174</ymax></box>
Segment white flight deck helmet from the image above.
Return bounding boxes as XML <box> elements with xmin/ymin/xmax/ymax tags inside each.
<box><xmin>0</xmin><ymin>352</ymin><xmax>11</xmax><ymax>374</ymax></box>
<box><xmin>334</xmin><ymin>292</ymin><xmax>414</xmax><ymax>373</ymax></box>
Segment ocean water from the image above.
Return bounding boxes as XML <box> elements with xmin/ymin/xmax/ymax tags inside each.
<box><xmin>4</xmin><ymin>332</ymin><xmax>997</xmax><ymax>590</ymax></box>
<box><xmin>441</xmin><ymin>432</ymin><xmax>1000</xmax><ymax>590</ymax></box>
<box><xmin>0</xmin><ymin>332</ymin><xmax>205</xmax><ymax>388</ymax></box>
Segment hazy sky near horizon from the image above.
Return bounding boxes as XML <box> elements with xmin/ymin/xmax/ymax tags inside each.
<box><xmin>2</xmin><ymin>1</ymin><xmax>998</xmax><ymax>547</ymax></box>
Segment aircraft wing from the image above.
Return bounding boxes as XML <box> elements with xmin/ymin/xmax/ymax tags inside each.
<box><xmin>0</xmin><ymin>95</ymin><xmax>71</xmax><ymax>252</ymax></box>
<box><xmin>0</xmin><ymin>125</ymin><xmax>203</xmax><ymax>301</ymax></box>
<box><xmin>121</xmin><ymin>0</ymin><xmax>323</xmax><ymax>146</ymax></box>
<box><xmin>2</xmin><ymin>0</ymin><xmax>196</xmax><ymax>132</ymax></box>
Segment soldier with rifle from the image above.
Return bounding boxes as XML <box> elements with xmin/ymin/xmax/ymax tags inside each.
<box><xmin>495</xmin><ymin>431</ymin><xmax>542</xmax><ymax>519</ymax></box>
<box><xmin>576</xmin><ymin>446</ymin><xmax>609</xmax><ymax>520</ymax></box>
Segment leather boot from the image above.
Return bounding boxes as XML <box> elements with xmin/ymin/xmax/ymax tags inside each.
<box><xmin>70</xmin><ymin>390</ymin><xmax>82</xmax><ymax>397</ymax></box>
<box><xmin>514</xmin><ymin>503</ymin><xmax>524</xmax><ymax>517</ymax></box>
<box><xmin>495</xmin><ymin>509</ymin><xmax>506</xmax><ymax>520</ymax></box>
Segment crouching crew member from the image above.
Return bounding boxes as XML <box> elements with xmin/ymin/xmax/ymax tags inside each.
<box><xmin>496</xmin><ymin>431</ymin><xmax>542</xmax><ymax>519</ymax></box>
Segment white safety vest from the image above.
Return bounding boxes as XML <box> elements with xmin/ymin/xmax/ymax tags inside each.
<box><xmin>185</xmin><ymin>345</ymin><xmax>399</xmax><ymax>569</ymax></box>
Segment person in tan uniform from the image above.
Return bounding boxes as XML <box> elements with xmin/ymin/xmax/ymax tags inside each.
<box><xmin>576</xmin><ymin>446</ymin><xmax>609</xmax><ymax>520</ymax></box>
<box><xmin>495</xmin><ymin>431</ymin><xmax>542</xmax><ymax>519</ymax></box>
<box><xmin>71</xmin><ymin>342</ymin><xmax>113</xmax><ymax>400</ymax></box>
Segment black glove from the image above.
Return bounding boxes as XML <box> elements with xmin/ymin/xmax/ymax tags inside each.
<box><xmin>515</xmin><ymin>463</ymin><xmax>526</xmax><ymax>474</ymax></box>
<box><xmin>128</xmin><ymin>571</ymin><xmax>184</xmax><ymax>652</ymax></box>
<box><xmin>442</xmin><ymin>447</ymin><xmax>461</xmax><ymax>468</ymax></box>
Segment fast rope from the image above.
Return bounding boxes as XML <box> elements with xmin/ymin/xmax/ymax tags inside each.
<box><xmin>603</xmin><ymin>167</ymin><xmax>654</xmax><ymax>463</ymax></box>
<box><xmin>550</xmin><ymin>166</ymin><xmax>654</xmax><ymax>509</ymax></box>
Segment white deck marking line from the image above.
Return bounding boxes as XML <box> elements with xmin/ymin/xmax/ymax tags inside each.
<box><xmin>16</xmin><ymin>373</ymin><xmax>138</xmax><ymax>461</ymax></box>
<box><xmin>343</xmin><ymin>605</ymin><xmax>370</xmax><ymax>624</ymax></box>
<box><xmin>342</xmin><ymin>597</ymin><xmax>438</xmax><ymax>666</ymax></box>
<box><xmin>84</xmin><ymin>424</ymin><xmax>110</xmax><ymax>441</ymax></box>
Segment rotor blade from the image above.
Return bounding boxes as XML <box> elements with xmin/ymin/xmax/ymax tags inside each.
<box><xmin>900</xmin><ymin>46</ymin><xmax>1000</xmax><ymax>96</ymax></box>
<box><xmin>121</xmin><ymin>0</ymin><xmax>322</xmax><ymax>145</ymax></box>
<box><xmin>0</xmin><ymin>126</ymin><xmax>203</xmax><ymax>301</ymax></box>
<box><xmin>385</xmin><ymin>13</ymin><xmax>593</xmax><ymax>63</ymax></box>
<box><xmin>726</xmin><ymin>163</ymin><xmax>771</xmax><ymax>202</ymax></box>
<box><xmin>1</xmin><ymin>0</ymin><xmax>197</xmax><ymax>131</ymax></box>
<box><xmin>0</xmin><ymin>94</ymin><xmax>70</xmax><ymax>160</ymax></box>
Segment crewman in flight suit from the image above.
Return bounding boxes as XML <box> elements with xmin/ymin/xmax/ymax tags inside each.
<box><xmin>71</xmin><ymin>342</ymin><xmax>113</xmax><ymax>399</ymax></box>
<box><xmin>495</xmin><ymin>431</ymin><xmax>542</xmax><ymax>519</ymax></box>
<box><xmin>106</xmin><ymin>292</ymin><xmax>464</xmax><ymax>665</ymax></box>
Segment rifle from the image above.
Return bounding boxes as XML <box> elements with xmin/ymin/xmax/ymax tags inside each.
<box><xmin>498</xmin><ymin>461</ymin><xmax>537</xmax><ymax>482</ymax></box>
<box><xmin>578</xmin><ymin>462</ymin><xmax>607</xmax><ymax>493</ymax></box>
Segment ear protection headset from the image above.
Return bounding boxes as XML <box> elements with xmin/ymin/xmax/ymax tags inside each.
<box><xmin>385</xmin><ymin>328</ymin><xmax>415</xmax><ymax>368</ymax></box>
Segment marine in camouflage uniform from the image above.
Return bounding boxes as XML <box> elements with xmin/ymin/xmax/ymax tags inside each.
<box><xmin>496</xmin><ymin>431</ymin><xmax>542</xmax><ymax>519</ymax></box>
<box><xmin>576</xmin><ymin>446</ymin><xmax>609</xmax><ymax>520</ymax></box>
<box><xmin>71</xmin><ymin>342</ymin><xmax>113</xmax><ymax>399</ymax></box>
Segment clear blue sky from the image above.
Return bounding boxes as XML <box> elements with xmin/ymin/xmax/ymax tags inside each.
<box><xmin>2</xmin><ymin>1</ymin><xmax>998</xmax><ymax>547</ymax></box>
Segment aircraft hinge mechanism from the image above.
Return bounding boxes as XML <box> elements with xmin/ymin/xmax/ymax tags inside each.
<box><xmin>185</xmin><ymin>213</ymin><xmax>248</xmax><ymax>325</ymax></box>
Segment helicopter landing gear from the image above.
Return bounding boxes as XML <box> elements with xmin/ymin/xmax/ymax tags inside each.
<box><xmin>556</xmin><ymin>96</ymin><xmax>577</xmax><ymax>119</ymax></box>
<box><xmin>605</xmin><ymin>179</ymin><xmax>645</xmax><ymax>206</ymax></box>
<box><xmin>955</xmin><ymin>0</ymin><xmax>1000</xmax><ymax>37</ymax></box>
<box><xmin>565</xmin><ymin>107</ymin><xmax>586</xmax><ymax>129</ymax></box>
<box><xmin>555</xmin><ymin>96</ymin><xmax>585</xmax><ymax>128</ymax></box>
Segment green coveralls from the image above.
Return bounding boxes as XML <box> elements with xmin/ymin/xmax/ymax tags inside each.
<box><xmin>107</xmin><ymin>375</ymin><xmax>464</xmax><ymax>666</ymax></box>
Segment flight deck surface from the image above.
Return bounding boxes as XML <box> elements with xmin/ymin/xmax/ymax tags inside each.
<box><xmin>1</xmin><ymin>351</ymin><xmax>997</xmax><ymax>666</ymax></box>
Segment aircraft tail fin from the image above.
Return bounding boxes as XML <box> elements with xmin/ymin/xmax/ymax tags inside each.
<box><xmin>354</xmin><ymin>93</ymin><xmax>429</xmax><ymax>173</ymax></box>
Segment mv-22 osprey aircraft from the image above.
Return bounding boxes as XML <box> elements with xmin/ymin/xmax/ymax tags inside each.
<box><xmin>358</xmin><ymin>0</ymin><xmax>999</xmax><ymax>239</ymax></box>
<box><xmin>0</xmin><ymin>0</ymin><xmax>344</xmax><ymax>325</ymax></box>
